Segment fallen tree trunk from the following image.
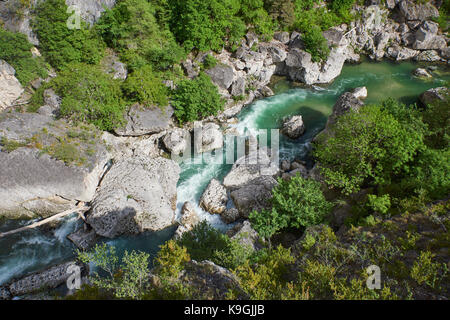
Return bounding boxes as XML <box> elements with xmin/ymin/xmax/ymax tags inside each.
<box><xmin>0</xmin><ymin>203</ymin><xmax>90</xmax><ymax>239</ymax></box>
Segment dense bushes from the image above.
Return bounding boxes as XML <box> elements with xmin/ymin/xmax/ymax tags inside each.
<box><xmin>33</xmin><ymin>0</ymin><xmax>104</xmax><ymax>70</ymax></box>
<box><xmin>171</xmin><ymin>73</ymin><xmax>224</xmax><ymax>124</ymax></box>
<box><xmin>51</xmin><ymin>63</ymin><xmax>126</xmax><ymax>131</ymax></box>
<box><xmin>314</xmin><ymin>100</ymin><xmax>426</xmax><ymax>195</ymax></box>
<box><xmin>122</xmin><ymin>65</ymin><xmax>169</xmax><ymax>107</ymax></box>
<box><xmin>0</xmin><ymin>29</ymin><xmax>48</xmax><ymax>85</ymax></box>
<box><xmin>96</xmin><ymin>0</ymin><xmax>184</xmax><ymax>72</ymax></box>
<box><xmin>302</xmin><ymin>25</ymin><xmax>330</xmax><ymax>62</ymax></box>
<box><xmin>250</xmin><ymin>174</ymin><xmax>332</xmax><ymax>244</ymax></box>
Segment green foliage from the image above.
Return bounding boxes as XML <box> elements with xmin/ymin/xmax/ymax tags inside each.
<box><xmin>367</xmin><ymin>194</ymin><xmax>391</xmax><ymax>216</ymax></box>
<box><xmin>240</xmin><ymin>0</ymin><xmax>274</xmax><ymax>37</ymax></box>
<box><xmin>167</xmin><ymin>0</ymin><xmax>246</xmax><ymax>51</ymax></box>
<box><xmin>0</xmin><ymin>137</ymin><xmax>27</xmax><ymax>153</ymax></box>
<box><xmin>50</xmin><ymin>63</ymin><xmax>126</xmax><ymax>131</ymax></box>
<box><xmin>122</xmin><ymin>65</ymin><xmax>168</xmax><ymax>107</ymax></box>
<box><xmin>177</xmin><ymin>221</ymin><xmax>252</xmax><ymax>270</ymax></box>
<box><xmin>265</xmin><ymin>0</ymin><xmax>296</xmax><ymax>30</ymax></box>
<box><xmin>201</xmin><ymin>54</ymin><xmax>218</xmax><ymax>70</ymax></box>
<box><xmin>301</xmin><ymin>25</ymin><xmax>330</xmax><ymax>63</ymax></box>
<box><xmin>250</xmin><ymin>174</ymin><xmax>331</xmax><ymax>243</ymax></box>
<box><xmin>33</xmin><ymin>0</ymin><xmax>104</xmax><ymax>70</ymax></box>
<box><xmin>270</xmin><ymin>174</ymin><xmax>332</xmax><ymax>228</ymax></box>
<box><xmin>234</xmin><ymin>245</ymin><xmax>306</xmax><ymax>300</ymax></box>
<box><xmin>421</xmin><ymin>93</ymin><xmax>449</xmax><ymax>150</ymax></box>
<box><xmin>0</xmin><ymin>29</ymin><xmax>48</xmax><ymax>85</ymax></box>
<box><xmin>96</xmin><ymin>0</ymin><xmax>184</xmax><ymax>72</ymax></box>
<box><xmin>171</xmin><ymin>73</ymin><xmax>224</xmax><ymax>124</ymax></box>
<box><xmin>410</xmin><ymin>251</ymin><xmax>448</xmax><ymax>289</ymax></box>
<box><xmin>155</xmin><ymin>240</ymin><xmax>191</xmax><ymax>278</ymax></box>
<box><xmin>77</xmin><ymin>243</ymin><xmax>152</xmax><ymax>299</ymax></box>
<box><xmin>314</xmin><ymin>101</ymin><xmax>426</xmax><ymax>195</ymax></box>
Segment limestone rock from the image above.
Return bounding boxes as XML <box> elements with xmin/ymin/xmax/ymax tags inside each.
<box><xmin>194</xmin><ymin>122</ymin><xmax>223</xmax><ymax>153</ymax></box>
<box><xmin>230</xmin><ymin>176</ymin><xmax>277</xmax><ymax>218</ymax></box>
<box><xmin>397</xmin><ymin>0</ymin><xmax>439</xmax><ymax>22</ymax></box>
<box><xmin>205</xmin><ymin>64</ymin><xmax>235</xmax><ymax>90</ymax></box>
<box><xmin>413</xmin><ymin>68</ymin><xmax>432</xmax><ymax>78</ymax></box>
<box><xmin>230</xmin><ymin>77</ymin><xmax>246</xmax><ymax>97</ymax></box>
<box><xmin>414</xmin><ymin>50</ymin><xmax>443</xmax><ymax>62</ymax></box>
<box><xmin>281</xmin><ymin>115</ymin><xmax>305</xmax><ymax>139</ymax></box>
<box><xmin>223</xmin><ymin>148</ymin><xmax>279</xmax><ymax>189</ymax></box>
<box><xmin>412</xmin><ymin>21</ymin><xmax>447</xmax><ymax>50</ymax></box>
<box><xmin>87</xmin><ymin>157</ymin><xmax>180</xmax><ymax>238</ymax></box>
<box><xmin>174</xmin><ymin>202</ymin><xmax>200</xmax><ymax>238</ymax></box>
<box><xmin>114</xmin><ymin>104</ymin><xmax>174</xmax><ymax>136</ymax></box>
<box><xmin>419</xmin><ymin>87</ymin><xmax>449</xmax><ymax>106</ymax></box>
<box><xmin>65</xmin><ymin>0</ymin><xmax>117</xmax><ymax>26</ymax></box>
<box><xmin>220</xmin><ymin>208</ymin><xmax>240</xmax><ymax>224</ymax></box>
<box><xmin>0</xmin><ymin>60</ymin><xmax>23</xmax><ymax>111</ymax></box>
<box><xmin>226</xmin><ymin>220</ymin><xmax>261</xmax><ymax>251</ymax></box>
<box><xmin>274</xmin><ymin>31</ymin><xmax>290</xmax><ymax>44</ymax></box>
<box><xmin>162</xmin><ymin>128</ymin><xmax>189</xmax><ymax>155</ymax></box>
<box><xmin>199</xmin><ymin>179</ymin><xmax>228</xmax><ymax>214</ymax></box>
<box><xmin>326</xmin><ymin>90</ymin><xmax>365</xmax><ymax>128</ymax></box>
<box><xmin>67</xmin><ymin>228</ymin><xmax>98</xmax><ymax>251</ymax></box>
<box><xmin>8</xmin><ymin>261</ymin><xmax>86</xmax><ymax>297</ymax></box>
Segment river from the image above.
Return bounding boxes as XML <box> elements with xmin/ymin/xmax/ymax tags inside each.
<box><xmin>0</xmin><ymin>60</ymin><xmax>449</xmax><ymax>286</ymax></box>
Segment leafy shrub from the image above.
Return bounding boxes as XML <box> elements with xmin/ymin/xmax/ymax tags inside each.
<box><xmin>367</xmin><ymin>194</ymin><xmax>391</xmax><ymax>216</ymax></box>
<box><xmin>122</xmin><ymin>65</ymin><xmax>168</xmax><ymax>107</ymax></box>
<box><xmin>96</xmin><ymin>0</ymin><xmax>184</xmax><ymax>72</ymax></box>
<box><xmin>51</xmin><ymin>63</ymin><xmax>126</xmax><ymax>131</ymax></box>
<box><xmin>314</xmin><ymin>102</ymin><xmax>426</xmax><ymax>195</ymax></box>
<box><xmin>167</xmin><ymin>0</ymin><xmax>246</xmax><ymax>51</ymax></box>
<box><xmin>171</xmin><ymin>73</ymin><xmax>224</xmax><ymax>124</ymax></box>
<box><xmin>33</xmin><ymin>0</ymin><xmax>104</xmax><ymax>70</ymax></box>
<box><xmin>155</xmin><ymin>240</ymin><xmax>191</xmax><ymax>278</ymax></box>
<box><xmin>302</xmin><ymin>25</ymin><xmax>330</xmax><ymax>62</ymax></box>
<box><xmin>201</xmin><ymin>54</ymin><xmax>218</xmax><ymax>70</ymax></box>
<box><xmin>78</xmin><ymin>243</ymin><xmax>151</xmax><ymax>300</ymax></box>
<box><xmin>410</xmin><ymin>251</ymin><xmax>448</xmax><ymax>289</ymax></box>
<box><xmin>250</xmin><ymin>174</ymin><xmax>331</xmax><ymax>244</ymax></box>
<box><xmin>0</xmin><ymin>29</ymin><xmax>48</xmax><ymax>85</ymax></box>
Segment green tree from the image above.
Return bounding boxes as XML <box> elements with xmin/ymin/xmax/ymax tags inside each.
<box><xmin>122</xmin><ymin>65</ymin><xmax>168</xmax><ymax>107</ymax></box>
<box><xmin>33</xmin><ymin>0</ymin><xmax>104</xmax><ymax>70</ymax></box>
<box><xmin>314</xmin><ymin>102</ymin><xmax>426</xmax><ymax>195</ymax></box>
<box><xmin>171</xmin><ymin>73</ymin><xmax>224</xmax><ymax>124</ymax></box>
<box><xmin>302</xmin><ymin>25</ymin><xmax>330</xmax><ymax>62</ymax></box>
<box><xmin>167</xmin><ymin>0</ymin><xmax>245</xmax><ymax>51</ymax></box>
<box><xmin>0</xmin><ymin>29</ymin><xmax>48</xmax><ymax>85</ymax></box>
<box><xmin>77</xmin><ymin>243</ymin><xmax>151</xmax><ymax>300</ymax></box>
<box><xmin>51</xmin><ymin>63</ymin><xmax>126</xmax><ymax>131</ymax></box>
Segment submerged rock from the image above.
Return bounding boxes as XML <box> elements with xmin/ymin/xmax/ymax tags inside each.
<box><xmin>87</xmin><ymin>157</ymin><xmax>180</xmax><ymax>238</ymax></box>
<box><xmin>199</xmin><ymin>179</ymin><xmax>228</xmax><ymax>214</ymax></box>
<box><xmin>413</xmin><ymin>68</ymin><xmax>432</xmax><ymax>78</ymax></box>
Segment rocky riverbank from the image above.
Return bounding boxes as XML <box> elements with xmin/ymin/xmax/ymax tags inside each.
<box><xmin>0</xmin><ymin>0</ymin><xmax>449</xmax><ymax>299</ymax></box>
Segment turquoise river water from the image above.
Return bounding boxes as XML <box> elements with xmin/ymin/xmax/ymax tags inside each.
<box><xmin>0</xmin><ymin>60</ymin><xmax>449</xmax><ymax>287</ymax></box>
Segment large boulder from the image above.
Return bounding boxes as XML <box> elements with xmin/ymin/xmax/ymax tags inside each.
<box><xmin>226</xmin><ymin>220</ymin><xmax>261</xmax><ymax>251</ymax></box>
<box><xmin>412</xmin><ymin>21</ymin><xmax>447</xmax><ymax>50</ymax></box>
<box><xmin>419</xmin><ymin>87</ymin><xmax>449</xmax><ymax>106</ymax></box>
<box><xmin>0</xmin><ymin>1</ymin><xmax>39</xmax><ymax>45</ymax></box>
<box><xmin>67</xmin><ymin>227</ymin><xmax>98</xmax><ymax>251</ymax></box>
<box><xmin>174</xmin><ymin>202</ymin><xmax>200</xmax><ymax>239</ymax></box>
<box><xmin>87</xmin><ymin>157</ymin><xmax>180</xmax><ymax>238</ymax></box>
<box><xmin>223</xmin><ymin>148</ymin><xmax>279</xmax><ymax>189</ymax></box>
<box><xmin>281</xmin><ymin>115</ymin><xmax>305</xmax><ymax>139</ymax></box>
<box><xmin>7</xmin><ymin>261</ymin><xmax>86</xmax><ymax>297</ymax></box>
<box><xmin>193</xmin><ymin>122</ymin><xmax>223</xmax><ymax>153</ymax></box>
<box><xmin>230</xmin><ymin>176</ymin><xmax>277</xmax><ymax>219</ymax></box>
<box><xmin>162</xmin><ymin>128</ymin><xmax>189</xmax><ymax>155</ymax></box>
<box><xmin>205</xmin><ymin>64</ymin><xmax>235</xmax><ymax>90</ymax></box>
<box><xmin>326</xmin><ymin>89</ymin><xmax>366</xmax><ymax>128</ymax></box>
<box><xmin>65</xmin><ymin>0</ymin><xmax>117</xmax><ymax>26</ymax></box>
<box><xmin>114</xmin><ymin>104</ymin><xmax>174</xmax><ymax>136</ymax></box>
<box><xmin>397</xmin><ymin>0</ymin><xmax>439</xmax><ymax>22</ymax></box>
<box><xmin>199</xmin><ymin>179</ymin><xmax>228</xmax><ymax>214</ymax></box>
<box><xmin>0</xmin><ymin>113</ymin><xmax>110</xmax><ymax>219</ymax></box>
<box><xmin>0</xmin><ymin>60</ymin><xmax>23</xmax><ymax>111</ymax></box>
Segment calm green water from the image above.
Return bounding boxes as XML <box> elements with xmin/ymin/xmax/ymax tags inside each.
<box><xmin>1</xmin><ymin>60</ymin><xmax>448</xmax><ymax>287</ymax></box>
